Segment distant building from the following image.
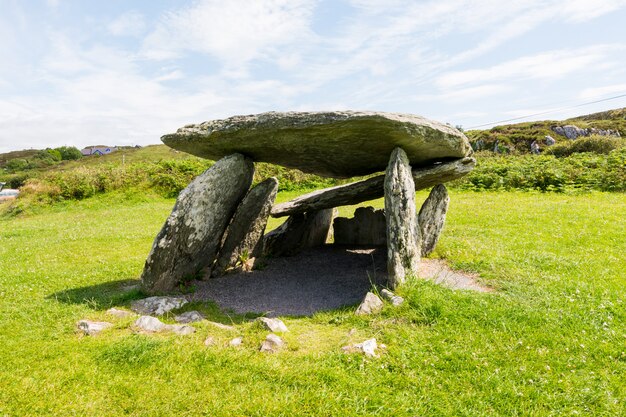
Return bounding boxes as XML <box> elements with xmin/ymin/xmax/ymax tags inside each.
<box><xmin>81</xmin><ymin>146</ymin><xmax>118</xmax><ymax>156</ymax></box>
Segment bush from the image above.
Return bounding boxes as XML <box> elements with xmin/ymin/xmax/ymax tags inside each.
<box><xmin>456</xmin><ymin>149</ymin><xmax>626</xmax><ymax>192</ymax></box>
<box><xmin>544</xmin><ymin>135</ymin><xmax>625</xmax><ymax>157</ymax></box>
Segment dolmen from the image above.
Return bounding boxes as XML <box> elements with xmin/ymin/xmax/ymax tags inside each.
<box><xmin>141</xmin><ymin>111</ymin><xmax>475</xmax><ymax>293</ymax></box>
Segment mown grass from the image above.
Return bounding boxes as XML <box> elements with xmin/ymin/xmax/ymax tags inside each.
<box><xmin>1</xmin><ymin>191</ymin><xmax>625</xmax><ymax>416</ymax></box>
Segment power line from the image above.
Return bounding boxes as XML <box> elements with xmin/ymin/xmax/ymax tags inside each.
<box><xmin>467</xmin><ymin>92</ymin><xmax>626</xmax><ymax>129</ymax></box>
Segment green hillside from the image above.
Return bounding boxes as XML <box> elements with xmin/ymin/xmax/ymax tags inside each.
<box><xmin>466</xmin><ymin>107</ymin><xmax>626</xmax><ymax>153</ymax></box>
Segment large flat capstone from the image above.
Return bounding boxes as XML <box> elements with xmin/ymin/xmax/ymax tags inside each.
<box><xmin>162</xmin><ymin>111</ymin><xmax>473</xmax><ymax>178</ymax></box>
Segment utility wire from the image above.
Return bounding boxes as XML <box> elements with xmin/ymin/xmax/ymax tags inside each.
<box><xmin>467</xmin><ymin>92</ymin><xmax>626</xmax><ymax>129</ymax></box>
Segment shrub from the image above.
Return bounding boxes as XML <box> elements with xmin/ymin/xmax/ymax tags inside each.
<box><xmin>545</xmin><ymin>135</ymin><xmax>626</xmax><ymax>157</ymax></box>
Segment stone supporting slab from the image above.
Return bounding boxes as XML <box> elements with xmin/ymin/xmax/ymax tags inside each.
<box><xmin>271</xmin><ymin>157</ymin><xmax>474</xmax><ymax>217</ymax></box>
<box><xmin>212</xmin><ymin>177</ymin><xmax>279</xmax><ymax>277</ymax></box>
<box><xmin>140</xmin><ymin>153</ymin><xmax>254</xmax><ymax>294</ymax></box>
<box><xmin>418</xmin><ymin>184</ymin><xmax>450</xmax><ymax>257</ymax></box>
<box><xmin>263</xmin><ymin>209</ymin><xmax>335</xmax><ymax>257</ymax></box>
<box><xmin>385</xmin><ymin>148</ymin><xmax>420</xmax><ymax>288</ymax></box>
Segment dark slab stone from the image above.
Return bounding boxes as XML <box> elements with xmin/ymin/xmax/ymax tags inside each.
<box><xmin>263</xmin><ymin>209</ymin><xmax>335</xmax><ymax>257</ymax></box>
<box><xmin>334</xmin><ymin>207</ymin><xmax>386</xmax><ymax>246</ymax></box>
<box><xmin>418</xmin><ymin>184</ymin><xmax>450</xmax><ymax>257</ymax></box>
<box><xmin>271</xmin><ymin>157</ymin><xmax>474</xmax><ymax>217</ymax></box>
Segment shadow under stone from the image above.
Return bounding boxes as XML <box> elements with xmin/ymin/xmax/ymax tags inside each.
<box><xmin>47</xmin><ymin>278</ymin><xmax>143</xmax><ymax>310</ymax></box>
<box><xmin>192</xmin><ymin>245</ymin><xmax>388</xmax><ymax>317</ymax></box>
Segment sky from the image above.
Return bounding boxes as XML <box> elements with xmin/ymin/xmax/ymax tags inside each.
<box><xmin>1</xmin><ymin>0</ymin><xmax>626</xmax><ymax>153</ymax></box>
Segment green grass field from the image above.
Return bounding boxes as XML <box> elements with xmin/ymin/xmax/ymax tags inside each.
<box><xmin>1</xmin><ymin>190</ymin><xmax>625</xmax><ymax>416</ymax></box>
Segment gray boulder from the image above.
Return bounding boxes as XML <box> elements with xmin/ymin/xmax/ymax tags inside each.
<box><xmin>355</xmin><ymin>292</ymin><xmax>384</xmax><ymax>315</ymax></box>
<box><xmin>133</xmin><ymin>316</ymin><xmax>195</xmax><ymax>335</ymax></box>
<box><xmin>77</xmin><ymin>320</ymin><xmax>113</xmax><ymax>336</ymax></box>
<box><xmin>380</xmin><ymin>289</ymin><xmax>404</xmax><ymax>306</ymax></box>
<box><xmin>174</xmin><ymin>311</ymin><xmax>204</xmax><ymax>323</ymax></box>
<box><xmin>271</xmin><ymin>157</ymin><xmax>475</xmax><ymax>217</ymax></box>
<box><xmin>141</xmin><ymin>154</ymin><xmax>254</xmax><ymax>293</ymax></box>
<box><xmin>131</xmin><ymin>296</ymin><xmax>188</xmax><ymax>316</ymax></box>
<box><xmin>260</xmin><ymin>334</ymin><xmax>285</xmax><ymax>353</ymax></box>
<box><xmin>334</xmin><ymin>206</ymin><xmax>386</xmax><ymax>246</ymax></box>
<box><xmin>257</xmin><ymin>317</ymin><xmax>289</xmax><ymax>333</ymax></box>
<box><xmin>385</xmin><ymin>148</ymin><xmax>420</xmax><ymax>288</ymax></box>
<box><xmin>162</xmin><ymin>111</ymin><xmax>472</xmax><ymax>178</ymax></box>
<box><xmin>263</xmin><ymin>209</ymin><xmax>335</xmax><ymax>256</ymax></box>
<box><xmin>212</xmin><ymin>177</ymin><xmax>279</xmax><ymax>277</ymax></box>
<box><xmin>418</xmin><ymin>184</ymin><xmax>450</xmax><ymax>257</ymax></box>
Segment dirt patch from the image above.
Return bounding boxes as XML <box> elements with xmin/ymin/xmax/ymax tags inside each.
<box><xmin>193</xmin><ymin>245</ymin><xmax>489</xmax><ymax>317</ymax></box>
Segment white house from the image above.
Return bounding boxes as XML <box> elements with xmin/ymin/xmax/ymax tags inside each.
<box><xmin>81</xmin><ymin>146</ymin><xmax>118</xmax><ymax>156</ymax></box>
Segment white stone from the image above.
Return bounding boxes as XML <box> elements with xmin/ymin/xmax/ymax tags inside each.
<box><xmin>131</xmin><ymin>296</ymin><xmax>188</xmax><ymax>316</ymax></box>
<box><xmin>106</xmin><ymin>308</ymin><xmax>133</xmax><ymax>318</ymax></box>
<box><xmin>133</xmin><ymin>316</ymin><xmax>168</xmax><ymax>332</ymax></box>
<box><xmin>380</xmin><ymin>289</ymin><xmax>405</xmax><ymax>306</ymax></box>
<box><xmin>260</xmin><ymin>334</ymin><xmax>284</xmax><ymax>353</ymax></box>
<box><xmin>355</xmin><ymin>292</ymin><xmax>384</xmax><ymax>315</ymax></box>
<box><xmin>342</xmin><ymin>338</ymin><xmax>379</xmax><ymax>357</ymax></box>
<box><xmin>204</xmin><ymin>336</ymin><xmax>216</xmax><ymax>346</ymax></box>
<box><xmin>171</xmin><ymin>325</ymin><xmax>195</xmax><ymax>335</ymax></box>
<box><xmin>257</xmin><ymin>317</ymin><xmax>289</xmax><ymax>333</ymax></box>
<box><xmin>174</xmin><ymin>310</ymin><xmax>204</xmax><ymax>323</ymax></box>
<box><xmin>229</xmin><ymin>337</ymin><xmax>243</xmax><ymax>347</ymax></box>
<box><xmin>77</xmin><ymin>320</ymin><xmax>113</xmax><ymax>336</ymax></box>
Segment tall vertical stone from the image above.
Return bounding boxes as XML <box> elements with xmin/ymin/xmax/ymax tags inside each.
<box><xmin>212</xmin><ymin>177</ymin><xmax>279</xmax><ymax>276</ymax></box>
<box><xmin>141</xmin><ymin>153</ymin><xmax>254</xmax><ymax>294</ymax></box>
<box><xmin>418</xmin><ymin>184</ymin><xmax>450</xmax><ymax>257</ymax></box>
<box><xmin>384</xmin><ymin>147</ymin><xmax>420</xmax><ymax>288</ymax></box>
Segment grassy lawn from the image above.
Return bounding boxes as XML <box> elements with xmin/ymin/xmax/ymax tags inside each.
<box><xmin>1</xmin><ymin>190</ymin><xmax>625</xmax><ymax>416</ymax></box>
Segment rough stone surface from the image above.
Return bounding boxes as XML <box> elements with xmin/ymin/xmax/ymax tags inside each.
<box><xmin>334</xmin><ymin>207</ymin><xmax>386</xmax><ymax>246</ymax></box>
<box><xmin>385</xmin><ymin>148</ymin><xmax>420</xmax><ymax>288</ymax></box>
<box><xmin>141</xmin><ymin>153</ymin><xmax>254</xmax><ymax>294</ymax></box>
<box><xmin>204</xmin><ymin>336</ymin><xmax>216</xmax><ymax>346</ymax></box>
<box><xmin>257</xmin><ymin>317</ymin><xmax>289</xmax><ymax>333</ymax></box>
<box><xmin>552</xmin><ymin>125</ymin><xmax>620</xmax><ymax>140</ymax></box>
<box><xmin>174</xmin><ymin>311</ymin><xmax>204</xmax><ymax>323</ymax></box>
<box><xmin>271</xmin><ymin>157</ymin><xmax>475</xmax><ymax>217</ymax></box>
<box><xmin>263</xmin><ymin>209</ymin><xmax>335</xmax><ymax>256</ymax></box>
<box><xmin>133</xmin><ymin>316</ymin><xmax>168</xmax><ymax>332</ymax></box>
<box><xmin>418</xmin><ymin>184</ymin><xmax>450</xmax><ymax>257</ymax></box>
<box><xmin>380</xmin><ymin>289</ymin><xmax>404</xmax><ymax>306</ymax></box>
<box><xmin>77</xmin><ymin>320</ymin><xmax>113</xmax><ymax>336</ymax></box>
<box><xmin>355</xmin><ymin>292</ymin><xmax>384</xmax><ymax>315</ymax></box>
<box><xmin>131</xmin><ymin>296</ymin><xmax>188</xmax><ymax>316</ymax></box>
<box><xmin>133</xmin><ymin>316</ymin><xmax>195</xmax><ymax>334</ymax></box>
<box><xmin>171</xmin><ymin>325</ymin><xmax>196</xmax><ymax>335</ymax></box>
<box><xmin>260</xmin><ymin>334</ymin><xmax>284</xmax><ymax>353</ymax></box>
<box><xmin>106</xmin><ymin>308</ymin><xmax>133</xmax><ymax>318</ymax></box>
<box><xmin>342</xmin><ymin>338</ymin><xmax>379</xmax><ymax>357</ymax></box>
<box><xmin>162</xmin><ymin>111</ymin><xmax>472</xmax><ymax>178</ymax></box>
<box><xmin>229</xmin><ymin>337</ymin><xmax>243</xmax><ymax>347</ymax></box>
<box><xmin>212</xmin><ymin>177</ymin><xmax>279</xmax><ymax>277</ymax></box>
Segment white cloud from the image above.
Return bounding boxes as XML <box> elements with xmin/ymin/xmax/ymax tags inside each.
<box><xmin>436</xmin><ymin>45</ymin><xmax>624</xmax><ymax>89</ymax></box>
<box><xmin>579</xmin><ymin>84</ymin><xmax>626</xmax><ymax>100</ymax></box>
<box><xmin>108</xmin><ymin>11</ymin><xmax>146</xmax><ymax>37</ymax></box>
<box><xmin>142</xmin><ymin>0</ymin><xmax>315</xmax><ymax>66</ymax></box>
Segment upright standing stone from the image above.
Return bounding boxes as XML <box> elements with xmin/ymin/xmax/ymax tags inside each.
<box><xmin>384</xmin><ymin>148</ymin><xmax>420</xmax><ymax>288</ymax></box>
<box><xmin>418</xmin><ymin>184</ymin><xmax>450</xmax><ymax>256</ymax></box>
<box><xmin>334</xmin><ymin>207</ymin><xmax>386</xmax><ymax>246</ymax></box>
<box><xmin>212</xmin><ymin>177</ymin><xmax>279</xmax><ymax>276</ymax></box>
<box><xmin>263</xmin><ymin>209</ymin><xmax>335</xmax><ymax>256</ymax></box>
<box><xmin>141</xmin><ymin>154</ymin><xmax>254</xmax><ymax>294</ymax></box>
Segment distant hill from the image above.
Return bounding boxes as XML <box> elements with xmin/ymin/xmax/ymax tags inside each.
<box><xmin>0</xmin><ymin>149</ymin><xmax>40</xmax><ymax>168</ymax></box>
<box><xmin>466</xmin><ymin>107</ymin><xmax>626</xmax><ymax>153</ymax></box>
